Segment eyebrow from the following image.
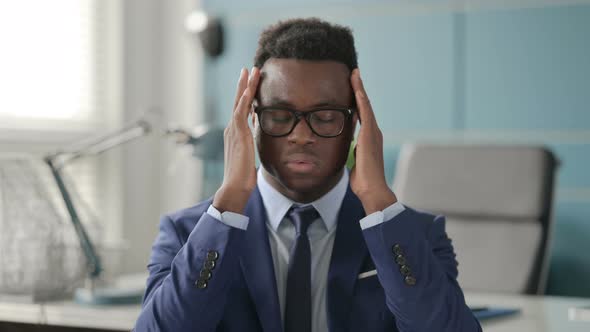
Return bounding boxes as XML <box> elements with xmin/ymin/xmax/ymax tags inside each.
<box><xmin>264</xmin><ymin>97</ymin><xmax>348</xmax><ymax>109</ymax></box>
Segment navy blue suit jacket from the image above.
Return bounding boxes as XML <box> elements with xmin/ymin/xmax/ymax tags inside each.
<box><xmin>135</xmin><ymin>185</ymin><xmax>481</xmax><ymax>331</ymax></box>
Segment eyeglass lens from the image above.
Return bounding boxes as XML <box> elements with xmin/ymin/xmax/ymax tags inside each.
<box><xmin>260</xmin><ymin>109</ymin><xmax>346</xmax><ymax>137</ymax></box>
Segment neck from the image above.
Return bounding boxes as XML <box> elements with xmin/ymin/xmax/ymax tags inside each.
<box><xmin>262</xmin><ymin>167</ymin><xmax>344</xmax><ymax>204</ymax></box>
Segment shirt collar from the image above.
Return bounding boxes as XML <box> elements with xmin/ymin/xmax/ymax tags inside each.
<box><xmin>257</xmin><ymin>165</ymin><xmax>349</xmax><ymax>232</ymax></box>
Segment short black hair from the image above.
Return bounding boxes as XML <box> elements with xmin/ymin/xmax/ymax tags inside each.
<box><xmin>254</xmin><ymin>18</ymin><xmax>358</xmax><ymax>71</ymax></box>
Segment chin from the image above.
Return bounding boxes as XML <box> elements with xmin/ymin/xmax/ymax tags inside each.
<box><xmin>263</xmin><ymin>162</ymin><xmax>343</xmax><ymax>200</ymax></box>
<box><xmin>279</xmin><ymin>173</ymin><xmax>323</xmax><ymax>192</ymax></box>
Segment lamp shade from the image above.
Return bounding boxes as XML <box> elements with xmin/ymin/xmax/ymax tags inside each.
<box><xmin>0</xmin><ymin>156</ymin><xmax>100</xmax><ymax>301</ymax></box>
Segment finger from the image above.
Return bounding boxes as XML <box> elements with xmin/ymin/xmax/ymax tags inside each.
<box><xmin>350</xmin><ymin>68</ymin><xmax>373</xmax><ymax>124</ymax></box>
<box><xmin>233</xmin><ymin>68</ymin><xmax>249</xmax><ymax>111</ymax></box>
<box><xmin>350</xmin><ymin>68</ymin><xmax>376</xmax><ymax>126</ymax></box>
<box><xmin>246</xmin><ymin>66</ymin><xmax>260</xmax><ymax>98</ymax></box>
<box><xmin>234</xmin><ymin>87</ymin><xmax>253</xmax><ymax>130</ymax></box>
<box><xmin>237</xmin><ymin>67</ymin><xmax>260</xmax><ymax>120</ymax></box>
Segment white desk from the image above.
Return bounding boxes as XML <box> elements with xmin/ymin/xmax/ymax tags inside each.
<box><xmin>466</xmin><ymin>292</ymin><xmax>590</xmax><ymax>332</ymax></box>
<box><xmin>0</xmin><ymin>300</ymin><xmax>140</xmax><ymax>331</ymax></box>
<box><xmin>0</xmin><ymin>292</ymin><xmax>588</xmax><ymax>331</ymax></box>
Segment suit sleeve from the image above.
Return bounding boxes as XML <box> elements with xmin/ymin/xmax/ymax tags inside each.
<box><xmin>134</xmin><ymin>211</ymin><xmax>246</xmax><ymax>331</ymax></box>
<box><xmin>362</xmin><ymin>208</ymin><xmax>482</xmax><ymax>332</ymax></box>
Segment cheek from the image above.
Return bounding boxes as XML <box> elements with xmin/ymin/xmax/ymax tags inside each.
<box><xmin>336</xmin><ymin>138</ymin><xmax>353</xmax><ymax>163</ymax></box>
<box><xmin>256</xmin><ymin>132</ymin><xmax>283</xmax><ymax>163</ymax></box>
<box><xmin>334</xmin><ymin>129</ymin><xmax>355</xmax><ymax>163</ymax></box>
<box><xmin>316</xmin><ymin>137</ymin><xmax>353</xmax><ymax>170</ymax></box>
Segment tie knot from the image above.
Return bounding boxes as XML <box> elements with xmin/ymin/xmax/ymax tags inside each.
<box><xmin>288</xmin><ymin>205</ymin><xmax>319</xmax><ymax>235</ymax></box>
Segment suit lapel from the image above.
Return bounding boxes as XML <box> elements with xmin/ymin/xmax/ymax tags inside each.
<box><xmin>240</xmin><ymin>186</ymin><xmax>283</xmax><ymax>332</ymax></box>
<box><xmin>326</xmin><ymin>186</ymin><xmax>368</xmax><ymax>331</ymax></box>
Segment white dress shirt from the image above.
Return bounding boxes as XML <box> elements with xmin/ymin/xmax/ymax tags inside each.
<box><xmin>207</xmin><ymin>167</ymin><xmax>405</xmax><ymax>332</ymax></box>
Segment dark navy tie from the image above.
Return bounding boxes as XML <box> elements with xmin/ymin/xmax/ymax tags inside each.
<box><xmin>284</xmin><ymin>205</ymin><xmax>319</xmax><ymax>332</ymax></box>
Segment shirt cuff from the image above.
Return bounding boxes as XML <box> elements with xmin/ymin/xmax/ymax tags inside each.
<box><xmin>359</xmin><ymin>201</ymin><xmax>406</xmax><ymax>230</ymax></box>
<box><xmin>206</xmin><ymin>205</ymin><xmax>249</xmax><ymax>230</ymax></box>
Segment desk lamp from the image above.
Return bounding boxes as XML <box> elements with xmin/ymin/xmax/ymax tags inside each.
<box><xmin>44</xmin><ymin>115</ymin><xmax>153</xmax><ymax>305</ymax></box>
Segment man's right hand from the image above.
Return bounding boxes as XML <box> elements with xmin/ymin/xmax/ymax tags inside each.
<box><xmin>212</xmin><ymin>67</ymin><xmax>261</xmax><ymax>213</ymax></box>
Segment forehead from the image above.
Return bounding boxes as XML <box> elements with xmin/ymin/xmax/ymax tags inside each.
<box><xmin>258</xmin><ymin>58</ymin><xmax>352</xmax><ymax>107</ymax></box>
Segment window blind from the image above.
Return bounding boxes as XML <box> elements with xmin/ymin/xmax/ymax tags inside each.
<box><xmin>0</xmin><ymin>0</ymin><xmax>110</xmax><ymax>242</ymax></box>
<box><xmin>0</xmin><ymin>0</ymin><xmax>102</xmax><ymax>125</ymax></box>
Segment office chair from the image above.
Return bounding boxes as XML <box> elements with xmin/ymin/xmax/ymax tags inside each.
<box><xmin>392</xmin><ymin>143</ymin><xmax>559</xmax><ymax>294</ymax></box>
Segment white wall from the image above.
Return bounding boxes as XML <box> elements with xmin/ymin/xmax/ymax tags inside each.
<box><xmin>117</xmin><ymin>0</ymin><xmax>204</xmax><ymax>274</ymax></box>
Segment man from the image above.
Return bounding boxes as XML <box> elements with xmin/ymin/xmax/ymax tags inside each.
<box><xmin>135</xmin><ymin>18</ymin><xmax>481</xmax><ymax>331</ymax></box>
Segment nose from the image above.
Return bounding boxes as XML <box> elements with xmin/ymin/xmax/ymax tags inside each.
<box><xmin>287</xmin><ymin>117</ymin><xmax>316</xmax><ymax>145</ymax></box>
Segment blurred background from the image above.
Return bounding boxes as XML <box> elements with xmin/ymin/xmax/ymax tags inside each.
<box><xmin>199</xmin><ymin>0</ymin><xmax>590</xmax><ymax>298</ymax></box>
<box><xmin>0</xmin><ymin>0</ymin><xmax>588</xmax><ymax>327</ymax></box>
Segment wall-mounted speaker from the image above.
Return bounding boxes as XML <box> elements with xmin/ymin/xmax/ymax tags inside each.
<box><xmin>185</xmin><ymin>11</ymin><xmax>224</xmax><ymax>58</ymax></box>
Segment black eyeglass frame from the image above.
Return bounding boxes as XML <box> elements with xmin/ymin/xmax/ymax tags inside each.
<box><xmin>253</xmin><ymin>106</ymin><xmax>356</xmax><ymax>138</ymax></box>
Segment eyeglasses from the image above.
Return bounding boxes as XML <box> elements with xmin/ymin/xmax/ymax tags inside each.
<box><xmin>253</xmin><ymin>106</ymin><xmax>355</xmax><ymax>138</ymax></box>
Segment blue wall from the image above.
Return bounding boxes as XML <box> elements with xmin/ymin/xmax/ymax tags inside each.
<box><xmin>201</xmin><ymin>1</ymin><xmax>590</xmax><ymax>297</ymax></box>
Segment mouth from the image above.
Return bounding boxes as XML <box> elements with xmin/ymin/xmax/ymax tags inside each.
<box><xmin>284</xmin><ymin>154</ymin><xmax>318</xmax><ymax>173</ymax></box>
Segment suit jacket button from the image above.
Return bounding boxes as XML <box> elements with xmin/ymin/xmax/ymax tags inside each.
<box><xmin>400</xmin><ymin>265</ymin><xmax>412</xmax><ymax>276</ymax></box>
<box><xmin>395</xmin><ymin>255</ymin><xmax>406</xmax><ymax>266</ymax></box>
<box><xmin>195</xmin><ymin>279</ymin><xmax>208</xmax><ymax>289</ymax></box>
<box><xmin>405</xmin><ymin>275</ymin><xmax>416</xmax><ymax>286</ymax></box>
<box><xmin>392</xmin><ymin>244</ymin><xmax>403</xmax><ymax>256</ymax></box>
<box><xmin>200</xmin><ymin>269</ymin><xmax>212</xmax><ymax>280</ymax></box>
<box><xmin>204</xmin><ymin>260</ymin><xmax>216</xmax><ymax>270</ymax></box>
<box><xmin>207</xmin><ymin>250</ymin><xmax>219</xmax><ymax>261</ymax></box>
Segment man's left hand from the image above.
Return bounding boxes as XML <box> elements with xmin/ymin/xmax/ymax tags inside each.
<box><xmin>349</xmin><ymin>68</ymin><xmax>398</xmax><ymax>214</ymax></box>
